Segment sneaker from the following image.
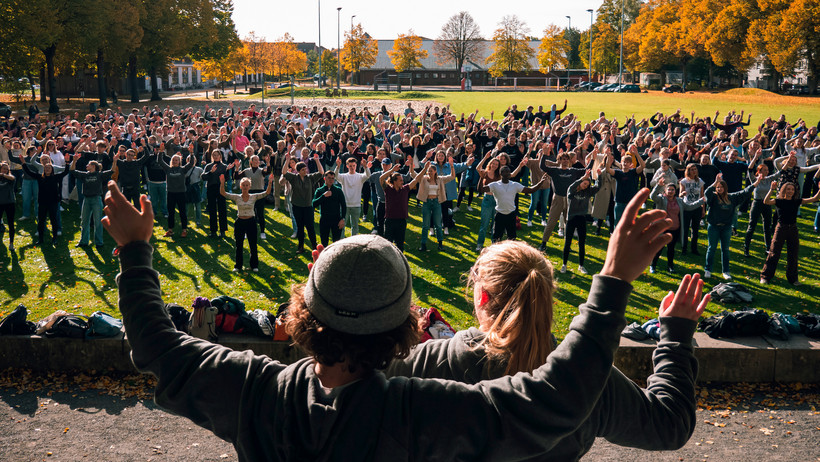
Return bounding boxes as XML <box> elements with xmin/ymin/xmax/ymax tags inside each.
<box><xmin>290</xmin><ymin>232</ymin><xmax>297</xmax><ymax>238</ymax></box>
<box><xmin>260</xmin><ymin>233</ymin><xmax>266</xmax><ymax>240</ymax></box>
<box><xmin>538</xmin><ymin>242</ymin><xmax>546</xmax><ymax>252</ymax></box>
<box><xmin>560</xmin><ymin>264</ymin><xmax>567</xmax><ymax>274</ymax></box>
<box><xmin>57</xmin><ymin>231</ymin><xmax>62</xmax><ymax>237</ymax></box>
<box><xmin>181</xmin><ymin>229</ymin><xmax>187</xmax><ymax>238</ymax></box>
<box><xmin>19</xmin><ymin>216</ymin><xmax>28</xmax><ymax>221</ymax></box>
<box><xmin>792</xmin><ymin>280</ymin><xmax>801</xmax><ymax>286</ymax></box>
<box><xmin>760</xmin><ymin>278</ymin><xmax>768</xmax><ymax>285</ymax></box>
<box><xmin>75</xmin><ymin>242</ymin><xmax>88</xmax><ymax>248</ymax></box>
<box><xmin>467</xmin><ymin>206</ymin><xmax>473</xmax><ymax>212</ymax></box>
<box><xmin>59</xmin><ymin>206</ymin><xmax>65</xmax><ymax>212</ymax></box>
<box><xmin>475</xmin><ymin>245</ymin><xmax>482</xmax><ymax>252</ymax></box>
<box><xmin>419</xmin><ymin>243</ymin><xmax>427</xmax><ymax>252</ymax></box>
<box><xmin>743</xmin><ymin>249</ymin><xmax>750</xmax><ymax>258</ymax></box>
<box><xmin>704</xmin><ymin>271</ymin><xmax>712</xmax><ymax>279</ymax></box>
<box><xmin>527</xmin><ymin>220</ymin><xmax>533</xmax><ymax>227</ymax></box>
<box><xmin>8</xmin><ymin>244</ymin><xmax>14</xmax><ymax>251</ymax></box>
<box><xmin>455</xmin><ymin>205</ymin><xmax>462</xmax><ymax>212</ymax></box>
<box><xmin>272</xmin><ymin>207</ymin><xmax>279</xmax><ymax>212</ymax></box>
<box><xmin>578</xmin><ymin>266</ymin><xmax>588</xmax><ymax>275</ymax></box>
<box><xmin>232</xmin><ymin>267</ymin><xmax>240</xmax><ymax>272</ymax></box>
<box><xmin>252</xmin><ymin>267</ymin><xmax>259</xmax><ymax>273</ymax></box>
<box><xmin>668</xmin><ymin>266</ymin><xmax>676</xmax><ymax>273</ymax></box>
<box><xmin>722</xmin><ymin>272</ymin><xmax>732</xmax><ymax>280</ymax></box>
<box><xmin>437</xmin><ymin>242</ymin><xmax>443</xmax><ymax>251</ymax></box>
<box><xmin>112</xmin><ymin>247</ymin><xmax>120</xmax><ymax>257</ymax></box>
<box><xmin>371</xmin><ymin>229</ymin><xmax>379</xmax><ymax>235</ymax></box>
<box><xmin>541</xmin><ymin>219</ymin><xmax>547</xmax><ymax>226</ymax></box>
<box><xmin>731</xmin><ymin>229</ymin><xmax>738</xmax><ymax>237</ymax></box>
<box><xmin>443</xmin><ymin>228</ymin><xmax>449</xmax><ymax>235</ymax></box>
<box><xmin>429</xmin><ymin>229</ymin><xmax>434</xmax><ymax>236</ymax></box>
<box><xmin>164</xmin><ymin>230</ymin><xmax>174</xmax><ymax>237</ymax></box>
<box><xmin>557</xmin><ymin>230</ymin><xmax>564</xmax><ymax>238</ymax></box>
<box><xmin>649</xmin><ymin>266</ymin><xmax>656</xmax><ymax>274</ymax></box>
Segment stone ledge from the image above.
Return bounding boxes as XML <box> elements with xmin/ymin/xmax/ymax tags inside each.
<box><xmin>1</xmin><ymin>332</ymin><xmax>817</xmax><ymax>383</ymax></box>
<box><xmin>615</xmin><ymin>333</ymin><xmax>819</xmax><ymax>383</ymax></box>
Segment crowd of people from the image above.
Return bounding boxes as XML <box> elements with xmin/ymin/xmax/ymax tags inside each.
<box><xmin>1</xmin><ymin>100</ymin><xmax>819</xmax><ymax>285</ymax></box>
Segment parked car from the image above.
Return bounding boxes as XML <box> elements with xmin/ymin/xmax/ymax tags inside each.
<box><xmin>783</xmin><ymin>84</ymin><xmax>810</xmax><ymax>95</ymax></box>
<box><xmin>594</xmin><ymin>83</ymin><xmax>618</xmax><ymax>92</ymax></box>
<box><xmin>663</xmin><ymin>85</ymin><xmax>683</xmax><ymax>93</ymax></box>
<box><xmin>0</xmin><ymin>102</ymin><xmax>12</xmax><ymax>118</ymax></box>
<box><xmin>614</xmin><ymin>84</ymin><xmax>641</xmax><ymax>93</ymax></box>
<box><xmin>277</xmin><ymin>82</ymin><xmax>299</xmax><ymax>89</ymax></box>
<box><xmin>575</xmin><ymin>81</ymin><xmax>602</xmax><ymax>91</ymax></box>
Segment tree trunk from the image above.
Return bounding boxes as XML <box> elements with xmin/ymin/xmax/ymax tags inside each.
<box><xmin>97</xmin><ymin>49</ymin><xmax>108</xmax><ymax>107</ymax></box>
<box><xmin>708</xmin><ymin>59</ymin><xmax>714</xmax><ymax>88</ymax></box>
<box><xmin>27</xmin><ymin>71</ymin><xmax>36</xmax><ymax>100</ymax></box>
<box><xmin>43</xmin><ymin>44</ymin><xmax>59</xmax><ymax>113</ymax></box>
<box><xmin>244</xmin><ymin>69</ymin><xmax>248</xmax><ymax>91</ymax></box>
<box><xmin>39</xmin><ymin>65</ymin><xmax>47</xmax><ymax>103</ymax></box>
<box><xmin>149</xmin><ymin>66</ymin><xmax>161</xmax><ymax>101</ymax></box>
<box><xmin>129</xmin><ymin>54</ymin><xmax>139</xmax><ymax>103</ymax></box>
<box><xmin>681</xmin><ymin>58</ymin><xmax>688</xmax><ymax>91</ymax></box>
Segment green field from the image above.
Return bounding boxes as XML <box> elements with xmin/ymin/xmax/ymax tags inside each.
<box><xmin>1</xmin><ymin>90</ymin><xmax>819</xmax><ymax>337</ymax></box>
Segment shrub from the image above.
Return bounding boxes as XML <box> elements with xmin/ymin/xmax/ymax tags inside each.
<box><xmin>648</xmin><ymin>84</ymin><xmax>662</xmax><ymax>91</ymax></box>
<box><xmin>685</xmin><ymin>82</ymin><xmax>701</xmax><ymax>91</ymax></box>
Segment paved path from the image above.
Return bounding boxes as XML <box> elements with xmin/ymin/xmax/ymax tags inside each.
<box><xmin>1</xmin><ymin>382</ymin><xmax>818</xmax><ymax>461</ymax></box>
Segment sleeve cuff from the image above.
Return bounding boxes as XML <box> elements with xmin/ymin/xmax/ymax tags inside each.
<box><xmin>118</xmin><ymin>241</ymin><xmax>154</xmax><ymax>272</ymax></box>
<box><xmin>659</xmin><ymin>317</ymin><xmax>697</xmax><ymax>344</ymax></box>
<box><xmin>587</xmin><ymin>274</ymin><xmax>633</xmax><ymax>316</ymax></box>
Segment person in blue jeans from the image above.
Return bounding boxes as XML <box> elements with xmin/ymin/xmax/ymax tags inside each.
<box><xmin>475</xmin><ymin>154</ymin><xmax>501</xmax><ymax>251</ymax></box>
<box><xmin>416</xmin><ymin>159</ymin><xmax>455</xmax><ymax>251</ymax></box>
<box><xmin>70</xmin><ymin>153</ymin><xmax>114</xmax><ymax>249</ymax></box>
<box><xmin>685</xmin><ymin>173</ymin><xmax>760</xmax><ymax>280</ymax></box>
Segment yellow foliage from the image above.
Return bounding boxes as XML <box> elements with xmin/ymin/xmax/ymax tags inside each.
<box><xmin>387</xmin><ymin>31</ymin><xmax>428</xmax><ymax>73</ymax></box>
<box><xmin>341</xmin><ymin>24</ymin><xmax>378</xmax><ymax>73</ymax></box>
<box><xmin>537</xmin><ymin>24</ymin><xmax>569</xmax><ymax>72</ymax></box>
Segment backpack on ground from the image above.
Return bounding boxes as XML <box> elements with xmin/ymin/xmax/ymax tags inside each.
<box><xmin>0</xmin><ymin>305</ymin><xmax>36</xmax><ymax>336</ymax></box>
<box><xmin>86</xmin><ymin>311</ymin><xmax>123</xmax><ymax>338</ymax></box>
<box><xmin>164</xmin><ymin>303</ymin><xmax>191</xmax><ymax>333</ymax></box>
<box><xmin>708</xmin><ymin>282</ymin><xmax>754</xmax><ymax>304</ymax></box>
<box><xmin>44</xmin><ymin>315</ymin><xmax>89</xmax><ymax>339</ymax></box>
<box><xmin>189</xmin><ymin>298</ymin><xmax>218</xmax><ymax>342</ymax></box>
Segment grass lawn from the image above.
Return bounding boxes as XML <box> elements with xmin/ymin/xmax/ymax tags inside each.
<box><xmin>1</xmin><ymin>89</ymin><xmax>819</xmax><ymax>338</ymax></box>
<box><xmin>1</xmin><ymin>193</ymin><xmax>818</xmax><ymax>339</ymax></box>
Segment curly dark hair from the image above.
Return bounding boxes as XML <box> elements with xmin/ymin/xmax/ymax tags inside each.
<box><xmin>285</xmin><ymin>284</ymin><xmax>421</xmax><ymax>373</ymax></box>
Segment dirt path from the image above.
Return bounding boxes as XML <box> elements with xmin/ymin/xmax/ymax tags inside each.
<box><xmin>1</xmin><ymin>373</ymin><xmax>818</xmax><ymax>461</ymax></box>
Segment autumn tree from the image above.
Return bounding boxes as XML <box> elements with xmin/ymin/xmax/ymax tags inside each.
<box><xmin>388</xmin><ymin>30</ymin><xmax>428</xmax><ymax>73</ymax></box>
<box><xmin>244</xmin><ymin>31</ymin><xmax>268</xmax><ymax>87</ymax></box>
<box><xmin>538</xmin><ymin>24</ymin><xmax>569</xmax><ymax>72</ymax></box>
<box><xmin>486</xmin><ymin>15</ymin><xmax>535</xmax><ymax>77</ymax></box>
<box><xmin>321</xmin><ymin>49</ymin><xmax>339</xmax><ymax>85</ymax></box>
<box><xmin>267</xmin><ymin>34</ymin><xmax>307</xmax><ymax>79</ymax></box>
<box><xmin>433</xmin><ymin>11</ymin><xmax>483</xmax><ymax>70</ymax></box>
<box><xmin>342</xmin><ymin>24</ymin><xmax>378</xmax><ymax>83</ymax></box>
<box><xmin>195</xmin><ymin>46</ymin><xmax>246</xmax><ymax>93</ymax></box>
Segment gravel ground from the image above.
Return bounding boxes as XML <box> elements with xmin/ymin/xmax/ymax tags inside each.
<box><xmin>1</xmin><ymin>370</ymin><xmax>818</xmax><ymax>461</ymax></box>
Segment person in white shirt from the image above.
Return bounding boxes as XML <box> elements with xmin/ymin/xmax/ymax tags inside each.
<box><xmin>333</xmin><ymin>156</ymin><xmax>372</xmax><ymax>236</ymax></box>
<box><xmin>219</xmin><ymin>174</ymin><xmax>273</xmax><ymax>272</ymax></box>
<box><xmin>483</xmin><ymin>166</ymin><xmax>548</xmax><ymax>242</ymax></box>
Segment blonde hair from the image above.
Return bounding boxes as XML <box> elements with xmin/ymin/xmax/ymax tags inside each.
<box><xmin>239</xmin><ymin>177</ymin><xmax>252</xmax><ymax>189</ymax></box>
<box><xmin>467</xmin><ymin>241</ymin><xmax>556</xmax><ymax>375</ymax></box>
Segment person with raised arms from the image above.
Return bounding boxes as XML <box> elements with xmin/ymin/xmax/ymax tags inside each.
<box><xmin>103</xmin><ymin>179</ymin><xmax>677</xmax><ymax>461</ymax></box>
<box><xmin>219</xmin><ymin>172</ymin><xmax>274</xmax><ymax>272</ymax></box>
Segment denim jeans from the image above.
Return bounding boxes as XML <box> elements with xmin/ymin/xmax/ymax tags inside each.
<box><xmin>21</xmin><ymin>179</ymin><xmax>38</xmax><ymax>218</ymax></box>
<box><xmin>477</xmin><ymin>195</ymin><xmax>496</xmax><ymax>248</ymax></box>
<box><xmin>528</xmin><ymin>188</ymin><xmax>549</xmax><ymax>222</ymax></box>
<box><xmin>346</xmin><ymin>206</ymin><xmax>361</xmax><ymax>236</ymax></box>
<box><xmin>147</xmin><ymin>181</ymin><xmax>168</xmax><ymax>217</ymax></box>
<box><xmin>421</xmin><ymin>198</ymin><xmax>443</xmax><ymax>244</ymax></box>
<box><xmin>705</xmin><ymin>224</ymin><xmax>732</xmax><ymax>273</ymax></box>
<box><xmin>613</xmin><ymin>202</ymin><xmax>628</xmax><ymax>227</ymax></box>
<box><xmin>80</xmin><ymin>196</ymin><xmax>104</xmax><ymax>246</ymax></box>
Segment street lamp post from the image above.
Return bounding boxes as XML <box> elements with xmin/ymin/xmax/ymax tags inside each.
<box><xmin>350</xmin><ymin>15</ymin><xmax>356</xmax><ymax>85</ymax></box>
<box><xmin>566</xmin><ymin>16</ymin><xmax>571</xmax><ymax>89</ymax></box>
<box><xmin>618</xmin><ymin>0</ymin><xmax>624</xmax><ymax>87</ymax></box>
<box><xmin>317</xmin><ymin>0</ymin><xmax>321</xmax><ymax>89</ymax></box>
<box><xmin>336</xmin><ymin>7</ymin><xmax>341</xmax><ymax>90</ymax></box>
<box><xmin>587</xmin><ymin>9</ymin><xmax>593</xmax><ymax>84</ymax></box>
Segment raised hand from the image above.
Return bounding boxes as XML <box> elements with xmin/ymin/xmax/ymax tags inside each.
<box><xmin>658</xmin><ymin>274</ymin><xmax>710</xmax><ymax>321</ymax></box>
<box><xmin>600</xmin><ymin>188</ymin><xmax>673</xmax><ymax>282</ymax></box>
<box><xmin>101</xmin><ymin>182</ymin><xmax>154</xmax><ymax>247</ymax></box>
<box><xmin>307</xmin><ymin>244</ymin><xmax>326</xmax><ymax>272</ymax></box>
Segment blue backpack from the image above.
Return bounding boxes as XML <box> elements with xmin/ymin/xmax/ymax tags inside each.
<box><xmin>86</xmin><ymin>311</ymin><xmax>123</xmax><ymax>338</ymax></box>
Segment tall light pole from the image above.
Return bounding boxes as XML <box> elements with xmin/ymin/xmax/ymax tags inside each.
<box><xmin>566</xmin><ymin>16</ymin><xmax>571</xmax><ymax>88</ymax></box>
<box><xmin>336</xmin><ymin>6</ymin><xmax>341</xmax><ymax>90</ymax></box>
<box><xmin>618</xmin><ymin>0</ymin><xmax>624</xmax><ymax>86</ymax></box>
<box><xmin>587</xmin><ymin>9</ymin><xmax>593</xmax><ymax>84</ymax></box>
<box><xmin>350</xmin><ymin>15</ymin><xmax>356</xmax><ymax>85</ymax></box>
<box><xmin>317</xmin><ymin>0</ymin><xmax>322</xmax><ymax>88</ymax></box>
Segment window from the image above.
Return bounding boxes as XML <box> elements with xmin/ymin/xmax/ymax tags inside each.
<box><xmin>416</xmin><ymin>73</ymin><xmax>422</xmax><ymax>79</ymax></box>
<box><xmin>433</xmin><ymin>73</ymin><xmax>438</xmax><ymax>79</ymax></box>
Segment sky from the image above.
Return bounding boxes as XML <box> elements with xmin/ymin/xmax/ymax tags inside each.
<box><xmin>232</xmin><ymin>0</ymin><xmax>606</xmax><ymax>45</ymax></box>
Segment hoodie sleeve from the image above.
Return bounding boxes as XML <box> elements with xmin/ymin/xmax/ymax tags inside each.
<box><xmin>116</xmin><ymin>241</ymin><xmax>287</xmax><ymax>443</ymax></box>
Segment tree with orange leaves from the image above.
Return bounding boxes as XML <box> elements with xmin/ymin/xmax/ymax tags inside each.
<box><xmin>388</xmin><ymin>30</ymin><xmax>428</xmax><ymax>73</ymax></box>
<box><xmin>537</xmin><ymin>24</ymin><xmax>569</xmax><ymax>72</ymax></box>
